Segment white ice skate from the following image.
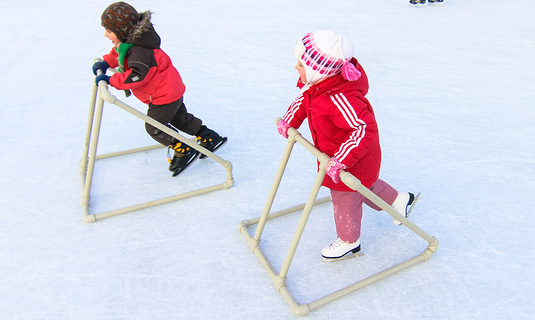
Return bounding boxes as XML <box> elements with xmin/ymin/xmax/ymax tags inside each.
<box><xmin>321</xmin><ymin>237</ymin><xmax>364</xmax><ymax>262</ymax></box>
<box><xmin>391</xmin><ymin>192</ymin><xmax>420</xmax><ymax>225</ymax></box>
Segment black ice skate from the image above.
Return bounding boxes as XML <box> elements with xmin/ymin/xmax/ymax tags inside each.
<box><xmin>168</xmin><ymin>141</ymin><xmax>200</xmax><ymax>177</ymax></box>
<box><xmin>409</xmin><ymin>0</ymin><xmax>426</xmax><ymax>4</ymax></box>
<box><xmin>428</xmin><ymin>0</ymin><xmax>444</xmax><ymax>3</ymax></box>
<box><xmin>196</xmin><ymin>125</ymin><xmax>227</xmax><ymax>159</ymax></box>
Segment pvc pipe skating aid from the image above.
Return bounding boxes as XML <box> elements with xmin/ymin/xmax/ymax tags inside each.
<box><xmin>80</xmin><ymin>59</ymin><xmax>234</xmax><ymax>222</ymax></box>
<box><xmin>237</xmin><ymin>118</ymin><xmax>439</xmax><ymax>316</ymax></box>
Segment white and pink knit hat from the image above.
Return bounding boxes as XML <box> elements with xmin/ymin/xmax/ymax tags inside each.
<box><xmin>294</xmin><ymin>30</ymin><xmax>361</xmax><ymax>84</ymax></box>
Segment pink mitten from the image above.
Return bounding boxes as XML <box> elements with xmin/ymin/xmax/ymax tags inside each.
<box><xmin>325</xmin><ymin>157</ymin><xmax>347</xmax><ymax>183</ymax></box>
<box><xmin>277</xmin><ymin>119</ymin><xmax>291</xmax><ymax>139</ymax></box>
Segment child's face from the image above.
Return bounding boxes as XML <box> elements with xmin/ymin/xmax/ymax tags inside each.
<box><xmin>104</xmin><ymin>29</ymin><xmax>121</xmax><ymax>48</ymax></box>
<box><xmin>295</xmin><ymin>61</ymin><xmax>307</xmax><ymax>83</ymax></box>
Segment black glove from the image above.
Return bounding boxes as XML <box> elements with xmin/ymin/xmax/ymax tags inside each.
<box><xmin>95</xmin><ymin>74</ymin><xmax>110</xmax><ymax>86</ymax></box>
<box><xmin>92</xmin><ymin>61</ymin><xmax>110</xmax><ymax>75</ymax></box>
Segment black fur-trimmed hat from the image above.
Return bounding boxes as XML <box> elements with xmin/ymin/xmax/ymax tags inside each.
<box><xmin>101</xmin><ymin>2</ymin><xmax>139</xmax><ymax>42</ymax></box>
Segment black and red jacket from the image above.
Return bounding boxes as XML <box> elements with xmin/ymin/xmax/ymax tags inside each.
<box><xmin>102</xmin><ymin>11</ymin><xmax>185</xmax><ymax>105</ymax></box>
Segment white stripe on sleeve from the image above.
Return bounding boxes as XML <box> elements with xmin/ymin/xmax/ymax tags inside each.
<box><xmin>330</xmin><ymin>93</ymin><xmax>367</xmax><ymax>161</ymax></box>
<box><xmin>282</xmin><ymin>94</ymin><xmax>304</xmax><ymax>123</ymax></box>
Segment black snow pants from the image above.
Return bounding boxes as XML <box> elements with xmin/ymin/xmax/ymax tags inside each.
<box><xmin>145</xmin><ymin>97</ymin><xmax>203</xmax><ymax>146</ymax></box>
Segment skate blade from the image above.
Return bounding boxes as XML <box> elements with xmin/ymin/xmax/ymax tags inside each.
<box><xmin>199</xmin><ymin>137</ymin><xmax>228</xmax><ymax>159</ymax></box>
<box><xmin>322</xmin><ymin>252</ymin><xmax>364</xmax><ymax>263</ymax></box>
<box><xmin>406</xmin><ymin>192</ymin><xmax>421</xmax><ymax>218</ymax></box>
<box><xmin>172</xmin><ymin>152</ymin><xmax>200</xmax><ymax>177</ymax></box>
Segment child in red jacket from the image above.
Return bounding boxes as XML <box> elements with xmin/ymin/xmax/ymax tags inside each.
<box><xmin>92</xmin><ymin>2</ymin><xmax>226</xmax><ymax>176</ymax></box>
<box><xmin>278</xmin><ymin>31</ymin><xmax>415</xmax><ymax>261</ymax></box>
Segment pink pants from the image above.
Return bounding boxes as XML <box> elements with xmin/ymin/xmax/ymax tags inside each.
<box><xmin>330</xmin><ymin>179</ymin><xmax>398</xmax><ymax>243</ymax></box>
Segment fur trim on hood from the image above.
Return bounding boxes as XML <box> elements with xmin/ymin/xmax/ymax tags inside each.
<box><xmin>127</xmin><ymin>11</ymin><xmax>152</xmax><ymax>43</ymax></box>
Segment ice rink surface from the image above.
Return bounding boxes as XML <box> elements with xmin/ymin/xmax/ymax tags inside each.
<box><xmin>1</xmin><ymin>0</ymin><xmax>534</xmax><ymax>319</ymax></box>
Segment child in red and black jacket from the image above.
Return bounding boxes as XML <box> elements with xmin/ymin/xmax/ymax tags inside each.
<box><xmin>92</xmin><ymin>2</ymin><xmax>226</xmax><ymax>177</ymax></box>
<box><xmin>278</xmin><ymin>31</ymin><xmax>416</xmax><ymax>261</ymax></box>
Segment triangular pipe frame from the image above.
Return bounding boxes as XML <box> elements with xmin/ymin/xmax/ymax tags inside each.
<box><xmin>79</xmin><ymin>59</ymin><xmax>233</xmax><ymax>223</ymax></box>
<box><xmin>238</xmin><ymin>118</ymin><xmax>438</xmax><ymax>316</ymax></box>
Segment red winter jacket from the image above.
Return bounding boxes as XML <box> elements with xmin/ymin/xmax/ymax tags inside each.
<box><xmin>282</xmin><ymin>58</ymin><xmax>381</xmax><ymax>191</ymax></box>
<box><xmin>102</xmin><ymin>20</ymin><xmax>185</xmax><ymax>105</ymax></box>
